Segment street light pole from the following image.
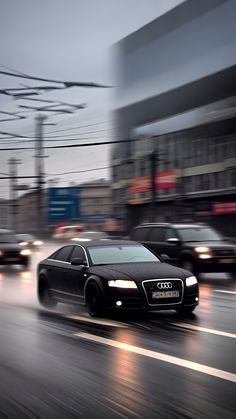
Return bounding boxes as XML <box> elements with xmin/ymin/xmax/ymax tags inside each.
<box><xmin>8</xmin><ymin>157</ymin><xmax>21</xmax><ymax>231</ymax></box>
<box><xmin>150</xmin><ymin>151</ymin><xmax>157</xmax><ymax>222</ymax></box>
<box><xmin>35</xmin><ymin>114</ymin><xmax>46</xmax><ymax>232</ymax></box>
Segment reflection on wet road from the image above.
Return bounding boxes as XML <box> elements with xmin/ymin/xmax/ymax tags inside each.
<box><xmin>0</xmin><ymin>242</ymin><xmax>235</xmax><ymax>418</ymax></box>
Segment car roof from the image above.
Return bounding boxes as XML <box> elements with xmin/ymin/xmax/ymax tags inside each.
<box><xmin>135</xmin><ymin>223</ymin><xmax>208</xmax><ymax>229</ymax></box>
<box><xmin>72</xmin><ymin>239</ymin><xmax>138</xmax><ymax>248</ymax></box>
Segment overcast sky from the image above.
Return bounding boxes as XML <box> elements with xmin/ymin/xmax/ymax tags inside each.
<box><xmin>0</xmin><ymin>0</ymin><xmax>182</xmax><ymax>197</ymax></box>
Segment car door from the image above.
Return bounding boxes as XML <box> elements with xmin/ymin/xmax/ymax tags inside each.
<box><xmin>50</xmin><ymin>245</ymin><xmax>74</xmax><ymax>294</ymax></box>
<box><xmin>67</xmin><ymin>245</ymin><xmax>89</xmax><ymax>299</ymax></box>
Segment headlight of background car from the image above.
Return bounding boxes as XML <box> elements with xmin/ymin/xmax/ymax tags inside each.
<box><xmin>108</xmin><ymin>280</ymin><xmax>137</xmax><ymax>289</ymax></box>
<box><xmin>186</xmin><ymin>276</ymin><xmax>198</xmax><ymax>287</ymax></box>
<box><xmin>19</xmin><ymin>241</ymin><xmax>28</xmax><ymax>246</ymax></box>
<box><xmin>194</xmin><ymin>246</ymin><xmax>211</xmax><ymax>259</ymax></box>
<box><xmin>20</xmin><ymin>249</ymin><xmax>31</xmax><ymax>256</ymax></box>
<box><xmin>33</xmin><ymin>240</ymin><xmax>43</xmax><ymax>246</ymax></box>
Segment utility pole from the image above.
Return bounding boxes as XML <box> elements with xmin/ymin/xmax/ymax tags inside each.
<box><xmin>8</xmin><ymin>158</ymin><xmax>21</xmax><ymax>231</ymax></box>
<box><xmin>150</xmin><ymin>151</ymin><xmax>158</xmax><ymax>222</ymax></box>
<box><xmin>35</xmin><ymin>114</ymin><xmax>47</xmax><ymax>232</ymax></box>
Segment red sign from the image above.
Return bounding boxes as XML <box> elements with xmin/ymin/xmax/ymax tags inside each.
<box><xmin>128</xmin><ymin>170</ymin><xmax>176</xmax><ymax>195</ymax></box>
<box><xmin>155</xmin><ymin>170</ymin><xmax>176</xmax><ymax>190</ymax></box>
<box><xmin>212</xmin><ymin>202</ymin><xmax>236</xmax><ymax>215</ymax></box>
<box><xmin>129</xmin><ymin>176</ymin><xmax>150</xmax><ymax>194</ymax></box>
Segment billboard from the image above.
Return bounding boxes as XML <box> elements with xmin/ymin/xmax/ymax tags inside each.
<box><xmin>48</xmin><ymin>187</ymin><xmax>80</xmax><ymax>224</ymax></box>
<box><xmin>128</xmin><ymin>170</ymin><xmax>176</xmax><ymax>195</ymax></box>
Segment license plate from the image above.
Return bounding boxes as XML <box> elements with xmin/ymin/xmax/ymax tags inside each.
<box><xmin>152</xmin><ymin>291</ymin><xmax>179</xmax><ymax>299</ymax></box>
<box><xmin>219</xmin><ymin>258</ymin><xmax>234</xmax><ymax>264</ymax></box>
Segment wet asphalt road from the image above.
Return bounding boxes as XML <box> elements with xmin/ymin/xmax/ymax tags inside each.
<box><xmin>0</xmin><ymin>242</ymin><xmax>235</xmax><ymax>419</ymax></box>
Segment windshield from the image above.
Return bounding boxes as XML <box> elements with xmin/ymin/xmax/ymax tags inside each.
<box><xmin>0</xmin><ymin>234</ymin><xmax>18</xmax><ymax>244</ymax></box>
<box><xmin>88</xmin><ymin>244</ymin><xmax>160</xmax><ymax>265</ymax></box>
<box><xmin>18</xmin><ymin>234</ymin><xmax>34</xmax><ymax>241</ymax></box>
<box><xmin>178</xmin><ymin>227</ymin><xmax>222</xmax><ymax>242</ymax></box>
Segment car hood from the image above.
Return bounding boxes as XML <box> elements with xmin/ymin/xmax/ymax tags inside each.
<box><xmin>88</xmin><ymin>262</ymin><xmax>190</xmax><ymax>282</ymax></box>
<box><xmin>185</xmin><ymin>241</ymin><xmax>235</xmax><ymax>249</ymax></box>
<box><xmin>0</xmin><ymin>243</ymin><xmax>21</xmax><ymax>251</ymax></box>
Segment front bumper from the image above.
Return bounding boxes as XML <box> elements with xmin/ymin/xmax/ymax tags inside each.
<box><xmin>196</xmin><ymin>258</ymin><xmax>236</xmax><ymax>272</ymax></box>
<box><xmin>103</xmin><ymin>281</ymin><xmax>199</xmax><ymax>311</ymax></box>
<box><xmin>0</xmin><ymin>255</ymin><xmax>29</xmax><ymax>265</ymax></box>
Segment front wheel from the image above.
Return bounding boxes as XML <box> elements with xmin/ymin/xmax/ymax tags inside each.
<box><xmin>86</xmin><ymin>282</ymin><xmax>104</xmax><ymax>317</ymax></box>
<box><xmin>176</xmin><ymin>306</ymin><xmax>196</xmax><ymax>316</ymax></box>
<box><xmin>38</xmin><ymin>278</ymin><xmax>57</xmax><ymax>308</ymax></box>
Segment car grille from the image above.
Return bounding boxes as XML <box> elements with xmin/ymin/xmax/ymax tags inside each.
<box><xmin>142</xmin><ymin>279</ymin><xmax>183</xmax><ymax>306</ymax></box>
<box><xmin>213</xmin><ymin>249</ymin><xmax>236</xmax><ymax>257</ymax></box>
<box><xmin>3</xmin><ymin>250</ymin><xmax>21</xmax><ymax>258</ymax></box>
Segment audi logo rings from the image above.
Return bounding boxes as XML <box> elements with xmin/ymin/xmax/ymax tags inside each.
<box><xmin>157</xmin><ymin>282</ymin><xmax>173</xmax><ymax>289</ymax></box>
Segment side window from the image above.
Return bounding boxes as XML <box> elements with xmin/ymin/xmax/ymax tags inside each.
<box><xmin>148</xmin><ymin>227</ymin><xmax>165</xmax><ymax>242</ymax></box>
<box><xmin>165</xmin><ymin>228</ymin><xmax>178</xmax><ymax>241</ymax></box>
<box><xmin>53</xmin><ymin>246</ymin><xmax>73</xmax><ymax>262</ymax></box>
<box><xmin>70</xmin><ymin>246</ymin><xmax>87</xmax><ymax>264</ymax></box>
<box><xmin>131</xmin><ymin>228</ymin><xmax>149</xmax><ymax>241</ymax></box>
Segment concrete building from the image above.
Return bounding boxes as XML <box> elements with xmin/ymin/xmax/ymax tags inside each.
<box><xmin>79</xmin><ymin>179</ymin><xmax>113</xmax><ymax>230</ymax></box>
<box><xmin>0</xmin><ymin>199</ymin><xmax>11</xmax><ymax>230</ymax></box>
<box><xmin>112</xmin><ymin>0</ymin><xmax>236</xmax><ymax>236</ymax></box>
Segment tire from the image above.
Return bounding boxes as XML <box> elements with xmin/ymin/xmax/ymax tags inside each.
<box><xmin>86</xmin><ymin>281</ymin><xmax>104</xmax><ymax>317</ymax></box>
<box><xmin>181</xmin><ymin>259</ymin><xmax>195</xmax><ymax>274</ymax></box>
<box><xmin>38</xmin><ymin>277</ymin><xmax>57</xmax><ymax>308</ymax></box>
<box><xmin>176</xmin><ymin>306</ymin><xmax>196</xmax><ymax>315</ymax></box>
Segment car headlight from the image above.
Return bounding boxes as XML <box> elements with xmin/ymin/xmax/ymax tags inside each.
<box><xmin>20</xmin><ymin>249</ymin><xmax>31</xmax><ymax>256</ymax></box>
<box><xmin>19</xmin><ymin>241</ymin><xmax>28</xmax><ymax>246</ymax></box>
<box><xmin>186</xmin><ymin>276</ymin><xmax>198</xmax><ymax>286</ymax></box>
<box><xmin>108</xmin><ymin>280</ymin><xmax>137</xmax><ymax>289</ymax></box>
<box><xmin>33</xmin><ymin>240</ymin><xmax>43</xmax><ymax>246</ymax></box>
<box><xmin>194</xmin><ymin>246</ymin><xmax>210</xmax><ymax>253</ymax></box>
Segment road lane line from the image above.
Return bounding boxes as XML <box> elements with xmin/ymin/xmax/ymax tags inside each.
<box><xmin>65</xmin><ymin>314</ymin><xmax>127</xmax><ymax>328</ymax></box>
<box><xmin>214</xmin><ymin>290</ymin><xmax>236</xmax><ymax>295</ymax></box>
<box><xmin>171</xmin><ymin>323</ymin><xmax>236</xmax><ymax>339</ymax></box>
<box><xmin>75</xmin><ymin>332</ymin><xmax>236</xmax><ymax>384</ymax></box>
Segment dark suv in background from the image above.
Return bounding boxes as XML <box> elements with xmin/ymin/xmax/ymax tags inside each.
<box><xmin>130</xmin><ymin>223</ymin><xmax>236</xmax><ymax>277</ymax></box>
<box><xmin>0</xmin><ymin>229</ymin><xmax>31</xmax><ymax>267</ymax></box>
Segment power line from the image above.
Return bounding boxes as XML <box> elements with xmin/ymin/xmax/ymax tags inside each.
<box><xmin>47</xmin><ymin>165</ymin><xmax>110</xmax><ymax>176</ymax></box>
<box><xmin>0</xmin><ymin>69</ymin><xmax>111</xmax><ymax>88</ymax></box>
<box><xmin>0</xmin><ymin>137</ymin><xmax>140</xmax><ymax>151</ymax></box>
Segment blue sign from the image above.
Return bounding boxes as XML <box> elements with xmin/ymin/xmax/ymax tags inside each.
<box><xmin>48</xmin><ymin>187</ymin><xmax>80</xmax><ymax>223</ymax></box>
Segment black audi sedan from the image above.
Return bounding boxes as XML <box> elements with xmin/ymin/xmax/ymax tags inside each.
<box><xmin>38</xmin><ymin>241</ymin><xmax>199</xmax><ymax>317</ymax></box>
<box><xmin>0</xmin><ymin>229</ymin><xmax>31</xmax><ymax>267</ymax></box>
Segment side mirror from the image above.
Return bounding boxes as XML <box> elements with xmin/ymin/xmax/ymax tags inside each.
<box><xmin>71</xmin><ymin>257</ymin><xmax>87</xmax><ymax>266</ymax></box>
<box><xmin>167</xmin><ymin>238</ymin><xmax>180</xmax><ymax>244</ymax></box>
<box><xmin>161</xmin><ymin>254</ymin><xmax>170</xmax><ymax>261</ymax></box>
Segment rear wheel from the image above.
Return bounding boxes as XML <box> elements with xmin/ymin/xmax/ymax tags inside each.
<box><xmin>38</xmin><ymin>277</ymin><xmax>57</xmax><ymax>308</ymax></box>
<box><xmin>86</xmin><ymin>282</ymin><xmax>104</xmax><ymax>317</ymax></box>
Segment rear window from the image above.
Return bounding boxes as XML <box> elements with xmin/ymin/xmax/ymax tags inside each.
<box><xmin>131</xmin><ymin>227</ymin><xmax>149</xmax><ymax>241</ymax></box>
